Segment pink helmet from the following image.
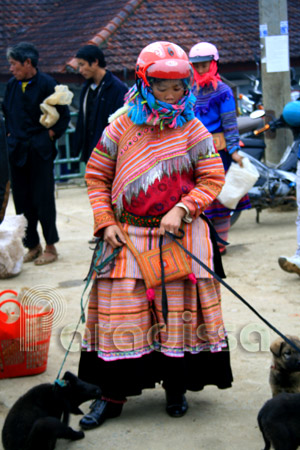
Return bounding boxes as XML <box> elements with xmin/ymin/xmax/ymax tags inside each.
<box><xmin>189</xmin><ymin>42</ymin><xmax>219</xmax><ymax>63</ymax></box>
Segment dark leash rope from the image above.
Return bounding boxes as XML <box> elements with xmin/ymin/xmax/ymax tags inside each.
<box><xmin>164</xmin><ymin>230</ymin><xmax>300</xmax><ymax>354</ymax></box>
<box><xmin>56</xmin><ymin>224</ymin><xmax>300</xmax><ymax>380</ymax></box>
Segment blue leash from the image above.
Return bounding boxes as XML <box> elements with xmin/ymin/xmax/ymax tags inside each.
<box><xmin>55</xmin><ymin>240</ymin><xmax>122</xmax><ymax>381</ymax></box>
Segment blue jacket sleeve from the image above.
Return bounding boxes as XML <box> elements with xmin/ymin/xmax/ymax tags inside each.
<box><xmin>219</xmin><ymin>86</ymin><xmax>240</xmax><ymax>154</ymax></box>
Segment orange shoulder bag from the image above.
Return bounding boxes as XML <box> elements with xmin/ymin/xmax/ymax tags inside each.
<box><xmin>117</xmin><ymin>223</ymin><xmax>197</xmax><ymax>323</ymax></box>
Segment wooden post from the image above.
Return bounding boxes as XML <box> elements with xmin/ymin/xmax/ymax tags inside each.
<box><xmin>259</xmin><ymin>0</ymin><xmax>292</xmax><ymax>166</ymax></box>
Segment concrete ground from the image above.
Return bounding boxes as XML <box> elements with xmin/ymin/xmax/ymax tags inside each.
<box><xmin>0</xmin><ymin>182</ymin><xmax>299</xmax><ymax>450</ymax></box>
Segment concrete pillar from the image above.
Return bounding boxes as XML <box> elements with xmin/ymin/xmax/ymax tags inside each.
<box><xmin>259</xmin><ymin>0</ymin><xmax>292</xmax><ymax>166</ymax></box>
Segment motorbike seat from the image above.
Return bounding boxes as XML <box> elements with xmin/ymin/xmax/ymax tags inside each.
<box><xmin>237</xmin><ymin>116</ymin><xmax>264</xmax><ymax>134</ymax></box>
<box><xmin>241</xmin><ymin>137</ymin><xmax>265</xmax><ymax>148</ymax></box>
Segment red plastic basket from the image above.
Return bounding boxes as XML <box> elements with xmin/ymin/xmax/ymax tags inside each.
<box><xmin>0</xmin><ymin>290</ymin><xmax>53</xmax><ymax>379</ymax></box>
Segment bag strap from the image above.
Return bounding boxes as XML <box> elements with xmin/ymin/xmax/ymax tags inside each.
<box><xmin>117</xmin><ymin>222</ymin><xmax>185</xmax><ymax>325</ymax></box>
<box><xmin>159</xmin><ymin>234</ymin><xmax>168</xmax><ymax>324</ymax></box>
<box><xmin>159</xmin><ymin>229</ymin><xmax>185</xmax><ymax>324</ymax></box>
<box><xmin>0</xmin><ymin>290</ymin><xmax>18</xmax><ymax>298</ymax></box>
<box><xmin>116</xmin><ymin>221</ymin><xmax>140</xmax><ymax>258</ymax></box>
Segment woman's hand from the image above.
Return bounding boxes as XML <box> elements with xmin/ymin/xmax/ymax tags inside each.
<box><xmin>103</xmin><ymin>224</ymin><xmax>126</xmax><ymax>249</ymax></box>
<box><xmin>159</xmin><ymin>206</ymin><xmax>186</xmax><ymax>236</ymax></box>
<box><xmin>231</xmin><ymin>150</ymin><xmax>243</xmax><ymax>167</ymax></box>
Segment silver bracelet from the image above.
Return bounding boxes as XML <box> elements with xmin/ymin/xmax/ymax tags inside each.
<box><xmin>175</xmin><ymin>202</ymin><xmax>193</xmax><ymax>223</ymax></box>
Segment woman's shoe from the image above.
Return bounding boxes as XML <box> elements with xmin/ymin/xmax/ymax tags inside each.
<box><xmin>165</xmin><ymin>392</ymin><xmax>188</xmax><ymax>418</ymax></box>
<box><xmin>79</xmin><ymin>399</ymin><xmax>123</xmax><ymax>430</ymax></box>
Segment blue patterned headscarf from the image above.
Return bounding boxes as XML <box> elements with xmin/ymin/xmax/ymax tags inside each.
<box><xmin>124</xmin><ymin>79</ymin><xmax>196</xmax><ymax>130</ymax></box>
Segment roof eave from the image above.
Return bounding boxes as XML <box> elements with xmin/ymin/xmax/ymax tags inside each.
<box><xmin>64</xmin><ymin>0</ymin><xmax>144</xmax><ymax>73</ymax></box>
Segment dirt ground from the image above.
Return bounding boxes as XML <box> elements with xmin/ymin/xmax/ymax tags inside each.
<box><xmin>0</xmin><ymin>182</ymin><xmax>299</xmax><ymax>450</ymax></box>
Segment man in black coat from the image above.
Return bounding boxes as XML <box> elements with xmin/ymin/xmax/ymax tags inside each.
<box><xmin>73</xmin><ymin>45</ymin><xmax>128</xmax><ymax>164</ymax></box>
<box><xmin>0</xmin><ymin>114</ymin><xmax>9</xmax><ymax>224</ymax></box>
<box><xmin>2</xmin><ymin>42</ymin><xmax>70</xmax><ymax>265</ymax></box>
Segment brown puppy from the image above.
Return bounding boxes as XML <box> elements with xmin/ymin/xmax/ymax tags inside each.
<box><xmin>269</xmin><ymin>335</ymin><xmax>300</xmax><ymax>397</ymax></box>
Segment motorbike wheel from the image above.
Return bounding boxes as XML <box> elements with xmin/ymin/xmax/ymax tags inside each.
<box><xmin>230</xmin><ymin>210</ymin><xmax>242</xmax><ymax>226</ymax></box>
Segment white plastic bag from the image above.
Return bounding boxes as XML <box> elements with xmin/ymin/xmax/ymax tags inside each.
<box><xmin>0</xmin><ymin>215</ymin><xmax>27</xmax><ymax>278</ymax></box>
<box><xmin>217</xmin><ymin>157</ymin><xmax>259</xmax><ymax>209</ymax></box>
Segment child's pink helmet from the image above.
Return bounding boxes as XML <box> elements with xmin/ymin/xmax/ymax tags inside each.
<box><xmin>189</xmin><ymin>42</ymin><xmax>219</xmax><ymax>63</ymax></box>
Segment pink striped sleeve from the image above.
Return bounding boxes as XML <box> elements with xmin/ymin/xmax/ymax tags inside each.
<box><xmin>85</xmin><ymin>143</ymin><xmax>117</xmax><ymax>235</ymax></box>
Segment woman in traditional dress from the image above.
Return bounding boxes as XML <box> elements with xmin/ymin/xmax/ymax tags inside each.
<box><xmin>78</xmin><ymin>41</ymin><xmax>233</xmax><ymax>430</ymax></box>
<box><xmin>189</xmin><ymin>42</ymin><xmax>251</xmax><ymax>254</ymax></box>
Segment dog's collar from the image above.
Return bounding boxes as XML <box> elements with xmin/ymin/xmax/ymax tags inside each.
<box><xmin>271</xmin><ymin>363</ymin><xmax>295</xmax><ymax>373</ymax></box>
<box><xmin>271</xmin><ymin>364</ymin><xmax>281</xmax><ymax>371</ymax></box>
<box><xmin>54</xmin><ymin>379</ymin><xmax>67</xmax><ymax>388</ymax></box>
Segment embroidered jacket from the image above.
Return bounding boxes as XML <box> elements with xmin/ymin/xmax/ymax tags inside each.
<box><xmin>193</xmin><ymin>81</ymin><xmax>240</xmax><ymax>155</ymax></box>
<box><xmin>85</xmin><ymin>113</ymin><xmax>225</xmax><ymax>278</ymax></box>
<box><xmin>86</xmin><ymin>113</ymin><xmax>225</xmax><ymax>234</ymax></box>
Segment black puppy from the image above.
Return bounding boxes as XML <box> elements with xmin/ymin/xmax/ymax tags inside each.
<box><xmin>258</xmin><ymin>392</ymin><xmax>300</xmax><ymax>450</ymax></box>
<box><xmin>2</xmin><ymin>371</ymin><xmax>101</xmax><ymax>450</ymax></box>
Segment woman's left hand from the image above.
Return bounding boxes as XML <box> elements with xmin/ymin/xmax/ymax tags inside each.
<box><xmin>159</xmin><ymin>206</ymin><xmax>186</xmax><ymax>235</ymax></box>
<box><xmin>231</xmin><ymin>150</ymin><xmax>243</xmax><ymax>167</ymax></box>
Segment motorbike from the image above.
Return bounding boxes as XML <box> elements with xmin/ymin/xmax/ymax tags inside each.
<box><xmin>238</xmin><ymin>64</ymin><xmax>300</xmax><ymax>116</ymax></box>
<box><xmin>238</xmin><ymin>76</ymin><xmax>264</xmax><ymax>116</ymax></box>
<box><xmin>230</xmin><ymin>101</ymin><xmax>300</xmax><ymax>225</ymax></box>
<box><xmin>237</xmin><ymin>114</ymin><xmax>266</xmax><ymax>161</ymax></box>
<box><xmin>238</xmin><ymin>55</ymin><xmax>264</xmax><ymax>116</ymax></box>
<box><xmin>291</xmin><ymin>67</ymin><xmax>300</xmax><ymax>101</ymax></box>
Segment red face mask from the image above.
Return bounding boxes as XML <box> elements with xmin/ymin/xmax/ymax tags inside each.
<box><xmin>192</xmin><ymin>60</ymin><xmax>221</xmax><ymax>90</ymax></box>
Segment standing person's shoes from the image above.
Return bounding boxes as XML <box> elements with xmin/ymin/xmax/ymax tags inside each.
<box><xmin>23</xmin><ymin>244</ymin><xmax>43</xmax><ymax>263</ymax></box>
<box><xmin>278</xmin><ymin>255</ymin><xmax>300</xmax><ymax>276</ymax></box>
<box><xmin>79</xmin><ymin>398</ymin><xmax>124</xmax><ymax>430</ymax></box>
<box><xmin>34</xmin><ymin>245</ymin><xmax>58</xmax><ymax>266</ymax></box>
<box><xmin>165</xmin><ymin>391</ymin><xmax>188</xmax><ymax>417</ymax></box>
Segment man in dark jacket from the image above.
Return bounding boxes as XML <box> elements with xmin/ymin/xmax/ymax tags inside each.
<box><xmin>2</xmin><ymin>42</ymin><xmax>70</xmax><ymax>265</ymax></box>
<box><xmin>73</xmin><ymin>45</ymin><xmax>128</xmax><ymax>164</ymax></box>
<box><xmin>0</xmin><ymin>114</ymin><xmax>9</xmax><ymax>224</ymax></box>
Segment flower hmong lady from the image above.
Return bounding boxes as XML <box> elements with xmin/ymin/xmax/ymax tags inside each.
<box><xmin>78</xmin><ymin>41</ymin><xmax>233</xmax><ymax>430</ymax></box>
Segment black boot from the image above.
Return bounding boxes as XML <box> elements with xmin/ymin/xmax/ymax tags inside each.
<box><xmin>165</xmin><ymin>391</ymin><xmax>188</xmax><ymax>418</ymax></box>
<box><xmin>79</xmin><ymin>398</ymin><xmax>124</xmax><ymax>430</ymax></box>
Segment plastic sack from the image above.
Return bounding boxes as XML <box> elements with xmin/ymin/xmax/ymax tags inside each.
<box><xmin>0</xmin><ymin>215</ymin><xmax>27</xmax><ymax>279</ymax></box>
<box><xmin>0</xmin><ymin>289</ymin><xmax>53</xmax><ymax>379</ymax></box>
<box><xmin>39</xmin><ymin>84</ymin><xmax>74</xmax><ymax>128</ymax></box>
<box><xmin>217</xmin><ymin>157</ymin><xmax>259</xmax><ymax>209</ymax></box>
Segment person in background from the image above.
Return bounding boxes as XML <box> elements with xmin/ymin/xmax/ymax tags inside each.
<box><xmin>77</xmin><ymin>41</ymin><xmax>232</xmax><ymax>431</ymax></box>
<box><xmin>0</xmin><ymin>114</ymin><xmax>9</xmax><ymax>224</ymax></box>
<box><xmin>278</xmin><ymin>142</ymin><xmax>300</xmax><ymax>276</ymax></box>
<box><xmin>189</xmin><ymin>42</ymin><xmax>251</xmax><ymax>254</ymax></box>
<box><xmin>73</xmin><ymin>45</ymin><xmax>128</xmax><ymax>165</ymax></box>
<box><xmin>2</xmin><ymin>42</ymin><xmax>70</xmax><ymax>265</ymax></box>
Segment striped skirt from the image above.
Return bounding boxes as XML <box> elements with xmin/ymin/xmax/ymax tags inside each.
<box><xmin>82</xmin><ymin>276</ymin><xmax>227</xmax><ymax>361</ymax></box>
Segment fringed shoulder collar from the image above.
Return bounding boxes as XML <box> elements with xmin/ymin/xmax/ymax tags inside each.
<box><xmin>99</xmin><ymin>116</ymin><xmax>214</xmax><ymax>216</ymax></box>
